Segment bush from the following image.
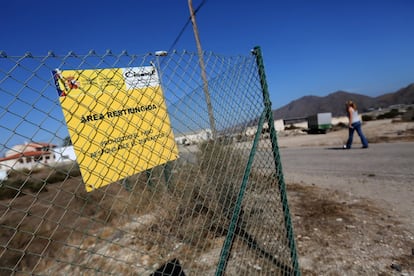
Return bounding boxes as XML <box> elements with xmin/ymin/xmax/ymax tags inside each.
<box><xmin>0</xmin><ymin>175</ymin><xmax>44</xmax><ymax>200</ymax></box>
<box><xmin>174</xmin><ymin>141</ymin><xmax>248</xmax><ymax>243</ymax></box>
<box><xmin>0</xmin><ymin>163</ymin><xmax>82</xmax><ymax>200</ymax></box>
<box><xmin>362</xmin><ymin>114</ymin><xmax>375</xmax><ymax>121</ymax></box>
<box><xmin>285</xmin><ymin>124</ymin><xmax>301</xmax><ymax>130</ymax></box>
<box><xmin>377</xmin><ymin>109</ymin><xmax>401</xmax><ymax>120</ymax></box>
<box><xmin>330</xmin><ymin>122</ymin><xmax>348</xmax><ymax>132</ymax></box>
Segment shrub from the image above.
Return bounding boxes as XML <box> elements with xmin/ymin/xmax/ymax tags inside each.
<box><xmin>377</xmin><ymin>109</ymin><xmax>401</xmax><ymax>119</ymax></box>
<box><xmin>285</xmin><ymin>124</ymin><xmax>301</xmax><ymax>130</ymax></box>
<box><xmin>330</xmin><ymin>122</ymin><xmax>348</xmax><ymax>132</ymax></box>
<box><xmin>362</xmin><ymin>114</ymin><xmax>375</xmax><ymax>121</ymax></box>
<box><xmin>0</xmin><ymin>163</ymin><xmax>82</xmax><ymax>200</ymax></box>
<box><xmin>0</xmin><ymin>175</ymin><xmax>45</xmax><ymax>199</ymax></box>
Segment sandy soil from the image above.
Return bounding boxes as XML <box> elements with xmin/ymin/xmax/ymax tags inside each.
<box><xmin>278</xmin><ymin>119</ymin><xmax>414</xmax><ymax>275</ymax></box>
<box><xmin>1</xmin><ymin>119</ymin><xmax>413</xmax><ymax>275</ymax></box>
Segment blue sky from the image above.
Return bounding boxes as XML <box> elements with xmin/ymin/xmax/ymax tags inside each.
<box><xmin>1</xmin><ymin>0</ymin><xmax>414</xmax><ymax>150</ymax></box>
<box><xmin>2</xmin><ymin>0</ymin><xmax>413</xmax><ymax>106</ymax></box>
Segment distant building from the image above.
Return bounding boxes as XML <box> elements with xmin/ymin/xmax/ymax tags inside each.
<box><xmin>52</xmin><ymin>146</ymin><xmax>77</xmax><ymax>163</ymax></box>
<box><xmin>0</xmin><ymin>142</ymin><xmax>76</xmax><ymax>178</ymax></box>
<box><xmin>175</xmin><ymin>129</ymin><xmax>212</xmax><ymax>145</ymax></box>
<box><xmin>0</xmin><ymin>170</ymin><xmax>7</xmax><ymax>181</ymax></box>
<box><xmin>245</xmin><ymin>119</ymin><xmax>285</xmax><ymax>137</ymax></box>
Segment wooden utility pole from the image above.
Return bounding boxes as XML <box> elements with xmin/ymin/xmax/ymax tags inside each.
<box><xmin>188</xmin><ymin>0</ymin><xmax>217</xmax><ymax>139</ymax></box>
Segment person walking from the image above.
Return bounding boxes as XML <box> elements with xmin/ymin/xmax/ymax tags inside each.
<box><xmin>344</xmin><ymin>100</ymin><xmax>369</xmax><ymax>149</ymax></box>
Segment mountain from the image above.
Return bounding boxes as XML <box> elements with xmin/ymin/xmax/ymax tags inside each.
<box><xmin>376</xmin><ymin>84</ymin><xmax>414</xmax><ymax>106</ymax></box>
<box><xmin>272</xmin><ymin>83</ymin><xmax>414</xmax><ymax>119</ymax></box>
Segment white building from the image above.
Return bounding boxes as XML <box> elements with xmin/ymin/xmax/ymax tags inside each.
<box><xmin>175</xmin><ymin>129</ymin><xmax>213</xmax><ymax>145</ymax></box>
<box><xmin>0</xmin><ymin>142</ymin><xmax>58</xmax><ymax>172</ymax></box>
<box><xmin>0</xmin><ymin>143</ymin><xmax>77</xmax><ymax>180</ymax></box>
<box><xmin>245</xmin><ymin>119</ymin><xmax>285</xmax><ymax>137</ymax></box>
<box><xmin>0</xmin><ymin>170</ymin><xmax>7</xmax><ymax>181</ymax></box>
<box><xmin>52</xmin><ymin>146</ymin><xmax>77</xmax><ymax>163</ymax></box>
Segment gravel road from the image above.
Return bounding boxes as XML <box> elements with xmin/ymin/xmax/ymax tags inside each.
<box><xmin>176</xmin><ymin>119</ymin><xmax>414</xmax><ymax>274</ymax></box>
<box><xmin>179</xmin><ymin>119</ymin><xmax>414</xmax><ymax>230</ymax></box>
<box><xmin>279</xmin><ymin>142</ymin><xmax>414</xmax><ymax>229</ymax></box>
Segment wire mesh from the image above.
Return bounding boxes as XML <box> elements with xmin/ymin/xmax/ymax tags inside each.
<box><xmin>0</xmin><ymin>49</ymin><xmax>299</xmax><ymax>275</ymax></box>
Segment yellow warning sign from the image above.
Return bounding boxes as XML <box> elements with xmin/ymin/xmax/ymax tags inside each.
<box><xmin>52</xmin><ymin>66</ymin><xmax>178</xmax><ymax>192</ymax></box>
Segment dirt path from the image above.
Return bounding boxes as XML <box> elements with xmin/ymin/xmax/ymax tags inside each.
<box><xmin>1</xmin><ymin>119</ymin><xmax>413</xmax><ymax>275</ymax></box>
<box><xmin>279</xmin><ymin>142</ymin><xmax>414</xmax><ymax>228</ymax></box>
<box><xmin>276</xmin><ymin>119</ymin><xmax>414</xmax><ymax>274</ymax></box>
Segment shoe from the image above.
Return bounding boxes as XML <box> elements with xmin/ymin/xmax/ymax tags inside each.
<box><xmin>343</xmin><ymin>145</ymin><xmax>350</xmax><ymax>149</ymax></box>
<box><xmin>362</xmin><ymin>145</ymin><xmax>368</xmax><ymax>149</ymax></box>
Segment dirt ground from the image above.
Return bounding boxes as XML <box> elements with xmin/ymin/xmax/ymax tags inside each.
<box><xmin>287</xmin><ymin>183</ymin><xmax>414</xmax><ymax>275</ymax></box>
<box><xmin>0</xmin><ymin>119</ymin><xmax>413</xmax><ymax>275</ymax></box>
<box><xmin>279</xmin><ymin>119</ymin><xmax>414</xmax><ymax>275</ymax></box>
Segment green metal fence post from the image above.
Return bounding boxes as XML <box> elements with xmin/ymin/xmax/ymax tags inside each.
<box><xmin>145</xmin><ymin>169</ymin><xmax>153</xmax><ymax>187</ymax></box>
<box><xmin>215</xmin><ymin>111</ymin><xmax>266</xmax><ymax>276</ymax></box>
<box><xmin>252</xmin><ymin>46</ymin><xmax>301</xmax><ymax>275</ymax></box>
<box><xmin>163</xmin><ymin>161</ymin><xmax>172</xmax><ymax>189</ymax></box>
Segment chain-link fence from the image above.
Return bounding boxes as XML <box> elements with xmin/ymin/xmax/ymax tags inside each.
<box><xmin>0</xmin><ymin>47</ymin><xmax>300</xmax><ymax>275</ymax></box>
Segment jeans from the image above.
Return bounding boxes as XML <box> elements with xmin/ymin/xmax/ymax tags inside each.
<box><xmin>346</xmin><ymin>121</ymin><xmax>369</xmax><ymax>148</ymax></box>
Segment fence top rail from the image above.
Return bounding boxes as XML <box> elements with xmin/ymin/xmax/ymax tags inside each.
<box><xmin>0</xmin><ymin>49</ymin><xmax>251</xmax><ymax>59</ymax></box>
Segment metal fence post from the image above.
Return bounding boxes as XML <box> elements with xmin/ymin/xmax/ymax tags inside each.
<box><xmin>1</xmin><ymin>49</ymin><xmax>302</xmax><ymax>275</ymax></box>
<box><xmin>215</xmin><ymin>111</ymin><xmax>266</xmax><ymax>276</ymax></box>
<box><xmin>252</xmin><ymin>46</ymin><xmax>301</xmax><ymax>275</ymax></box>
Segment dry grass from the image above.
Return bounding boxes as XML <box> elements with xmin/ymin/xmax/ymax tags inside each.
<box><xmin>0</xmin><ymin>142</ymin><xmax>264</xmax><ymax>274</ymax></box>
<box><xmin>3</xmin><ymin>136</ymin><xmax>413</xmax><ymax>274</ymax></box>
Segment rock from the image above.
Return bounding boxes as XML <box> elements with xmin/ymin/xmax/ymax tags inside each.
<box><xmin>390</xmin><ymin>263</ymin><xmax>402</xmax><ymax>272</ymax></box>
<box><xmin>141</xmin><ymin>255</ymin><xmax>150</xmax><ymax>266</ymax></box>
<box><xmin>150</xmin><ymin>259</ymin><xmax>186</xmax><ymax>276</ymax></box>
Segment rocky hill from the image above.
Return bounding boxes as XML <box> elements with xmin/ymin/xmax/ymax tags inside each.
<box><xmin>272</xmin><ymin>83</ymin><xmax>414</xmax><ymax>119</ymax></box>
